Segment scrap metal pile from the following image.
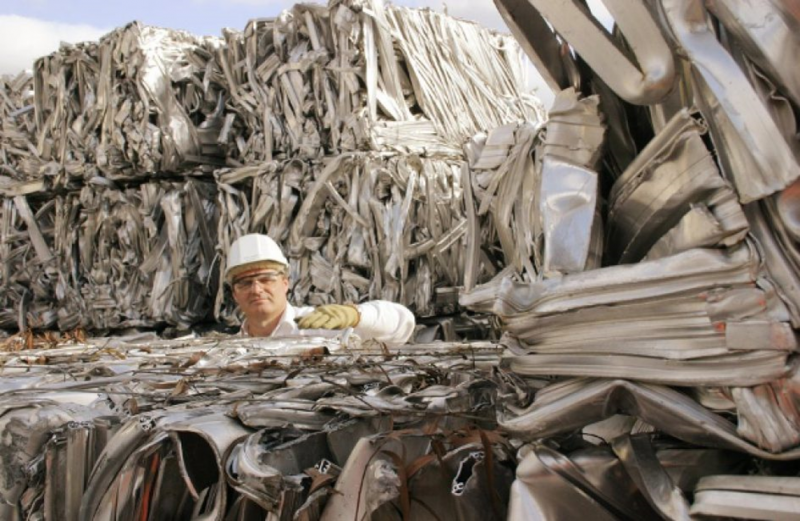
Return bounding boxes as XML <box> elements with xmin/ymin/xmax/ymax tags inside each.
<box><xmin>0</xmin><ymin>0</ymin><xmax>800</xmax><ymax>519</ymax></box>
<box><xmin>0</xmin><ymin>0</ymin><xmax>542</xmax><ymax>332</ymax></box>
<box><xmin>0</xmin><ymin>335</ymin><xmax>512</xmax><ymax>521</ymax></box>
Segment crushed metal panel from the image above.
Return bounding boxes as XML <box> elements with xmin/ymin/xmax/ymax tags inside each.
<box><xmin>539</xmin><ymin>157</ymin><xmax>598</xmax><ymax>276</ymax></box>
<box><xmin>607</xmin><ymin>110</ymin><xmax>738</xmax><ymax>263</ymax></box>
<box><xmin>500</xmin><ymin>378</ymin><xmax>800</xmax><ymax>459</ymax></box>
<box><xmin>508</xmin><ymin>444</ymin><xmax>659</xmax><ymax>521</ymax></box>
<box><xmin>690</xmin><ymin>475</ymin><xmax>800</xmax><ymax>520</ymax></box>
<box><xmin>659</xmin><ymin>0</ymin><xmax>800</xmax><ymax>202</ymax></box>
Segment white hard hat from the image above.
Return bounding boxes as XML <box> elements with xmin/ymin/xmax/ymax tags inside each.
<box><xmin>226</xmin><ymin>234</ymin><xmax>289</xmax><ymax>281</ymax></box>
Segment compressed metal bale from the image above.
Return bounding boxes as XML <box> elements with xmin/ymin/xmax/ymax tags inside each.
<box><xmin>55</xmin><ymin>180</ymin><xmax>219</xmax><ymax>331</ymax></box>
<box><xmin>0</xmin><ymin>72</ymin><xmax>46</xmax><ymax>185</ymax></box>
<box><xmin>33</xmin><ymin>22</ymin><xmax>225</xmax><ymax>183</ymax></box>
<box><xmin>215</xmin><ymin>153</ymin><xmax>472</xmax><ymax>325</ymax></box>
<box><xmin>0</xmin><ymin>194</ymin><xmax>58</xmax><ymax>330</ymax></box>
<box><xmin>213</xmin><ymin>1</ymin><xmax>542</xmax><ymax>165</ymax></box>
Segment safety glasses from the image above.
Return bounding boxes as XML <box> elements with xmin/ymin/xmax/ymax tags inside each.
<box><xmin>232</xmin><ymin>271</ymin><xmax>285</xmax><ymax>292</ymax></box>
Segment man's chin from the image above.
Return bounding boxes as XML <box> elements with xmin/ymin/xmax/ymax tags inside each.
<box><xmin>245</xmin><ymin>302</ymin><xmax>275</xmax><ymax>315</ymax></box>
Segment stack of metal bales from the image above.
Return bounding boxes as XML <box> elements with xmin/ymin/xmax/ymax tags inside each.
<box><xmin>0</xmin><ymin>0</ymin><xmax>542</xmax><ymax>332</ymax></box>
<box><xmin>1</xmin><ymin>23</ymin><xmax>225</xmax><ymax>332</ymax></box>
<box><xmin>211</xmin><ymin>0</ymin><xmax>541</xmax><ymax>324</ymax></box>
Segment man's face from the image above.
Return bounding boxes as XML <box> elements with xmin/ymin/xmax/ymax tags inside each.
<box><xmin>231</xmin><ymin>269</ymin><xmax>290</xmax><ymax>322</ymax></box>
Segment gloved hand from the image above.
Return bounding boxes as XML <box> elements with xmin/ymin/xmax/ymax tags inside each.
<box><xmin>296</xmin><ymin>304</ymin><xmax>360</xmax><ymax>330</ymax></box>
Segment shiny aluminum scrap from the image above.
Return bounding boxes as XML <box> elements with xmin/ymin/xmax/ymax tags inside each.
<box><xmin>450</xmin><ymin>0</ymin><xmax>800</xmax><ymax>518</ymax></box>
<box><xmin>0</xmin><ymin>193</ymin><xmax>58</xmax><ymax>330</ymax></box>
<box><xmin>33</xmin><ymin>22</ymin><xmax>225</xmax><ymax>184</ymax></box>
<box><xmin>214</xmin><ymin>153</ymin><xmax>475</xmax><ymax>324</ymax></box>
<box><xmin>54</xmin><ymin>180</ymin><xmax>220</xmax><ymax>331</ymax></box>
<box><xmin>0</xmin><ymin>335</ymin><xmax>509</xmax><ymax>521</ymax></box>
<box><xmin>215</xmin><ymin>0</ymin><xmax>543</xmax><ymax>164</ymax></box>
<box><xmin>0</xmin><ymin>73</ymin><xmax>42</xmax><ymax>186</ymax></box>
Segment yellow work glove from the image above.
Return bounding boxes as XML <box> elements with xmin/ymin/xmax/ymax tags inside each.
<box><xmin>296</xmin><ymin>304</ymin><xmax>360</xmax><ymax>330</ymax></box>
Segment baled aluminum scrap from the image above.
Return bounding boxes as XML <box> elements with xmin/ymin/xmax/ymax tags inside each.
<box><xmin>0</xmin><ymin>73</ymin><xmax>44</xmax><ymax>186</ymax></box>
<box><xmin>55</xmin><ymin>179</ymin><xmax>218</xmax><ymax>331</ymax></box>
<box><xmin>0</xmin><ymin>192</ymin><xmax>59</xmax><ymax>330</ymax></box>
<box><xmin>0</xmin><ymin>335</ymin><xmax>508</xmax><ymax>520</ymax></box>
<box><xmin>214</xmin><ymin>1</ymin><xmax>542</xmax><ymax>165</ymax></box>
<box><xmin>33</xmin><ymin>23</ymin><xmax>224</xmax><ymax>183</ymax></box>
<box><xmin>2</xmin><ymin>0</ymin><xmax>800</xmax><ymax>518</ymax></box>
<box><xmin>215</xmin><ymin>153</ymin><xmax>473</xmax><ymax>324</ymax></box>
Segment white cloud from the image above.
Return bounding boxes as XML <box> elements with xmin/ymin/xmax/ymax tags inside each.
<box><xmin>0</xmin><ymin>15</ymin><xmax>109</xmax><ymax>75</ymax></box>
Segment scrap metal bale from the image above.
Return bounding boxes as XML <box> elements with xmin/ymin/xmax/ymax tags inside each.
<box><xmin>0</xmin><ymin>73</ymin><xmax>46</xmax><ymax>185</ymax></box>
<box><xmin>214</xmin><ymin>153</ymin><xmax>470</xmax><ymax>325</ymax></box>
<box><xmin>33</xmin><ymin>22</ymin><xmax>225</xmax><ymax>183</ymax></box>
<box><xmin>214</xmin><ymin>1</ymin><xmax>542</xmax><ymax>165</ymax></box>
<box><xmin>56</xmin><ymin>180</ymin><xmax>219</xmax><ymax>331</ymax></box>
<box><xmin>0</xmin><ymin>194</ymin><xmax>58</xmax><ymax>330</ymax></box>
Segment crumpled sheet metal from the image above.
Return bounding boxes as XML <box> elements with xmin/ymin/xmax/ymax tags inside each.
<box><xmin>215</xmin><ymin>153</ymin><xmax>472</xmax><ymax>324</ymax></box>
<box><xmin>507</xmin><ymin>443</ymin><xmax>662</xmax><ymax>521</ymax></box>
<box><xmin>745</xmin><ymin>200</ymin><xmax>800</xmax><ymax>327</ymax></box>
<box><xmin>464</xmin><ymin>90</ymin><xmax>604</xmax><ymax>283</ymax></box>
<box><xmin>0</xmin><ymin>397</ymin><xmax>113</xmax><ymax>521</ymax></box>
<box><xmin>214</xmin><ymin>1</ymin><xmax>542</xmax><ymax>165</ymax></box>
<box><xmin>321</xmin><ymin>430</ymin><xmax>515</xmax><ymax>521</ymax></box>
<box><xmin>690</xmin><ymin>475</ymin><xmax>800</xmax><ymax>521</ymax></box>
<box><xmin>0</xmin><ymin>73</ymin><xmax>45</xmax><ymax>185</ymax></box>
<box><xmin>706</xmin><ymin>0</ymin><xmax>800</xmax><ymax>111</ymax></box>
<box><xmin>508</xmin><ymin>439</ymin><xmax>746</xmax><ymax>521</ymax></box>
<box><xmin>498</xmin><ymin>0</ymin><xmax>800</xmax><ymax>204</ymax></box>
<box><xmin>537</xmin><ymin>89</ymin><xmax>604</xmax><ymax>276</ymax></box>
<box><xmin>55</xmin><ymin>179</ymin><xmax>219</xmax><ymax>331</ymax></box>
<box><xmin>659</xmin><ymin>0</ymin><xmax>800</xmax><ymax>203</ymax></box>
<box><xmin>730</xmin><ymin>361</ymin><xmax>800</xmax><ymax>454</ymax></box>
<box><xmin>0</xmin><ymin>193</ymin><xmax>59</xmax><ymax>330</ymax></box>
<box><xmin>501</xmin><ymin>0</ymin><xmax>676</xmax><ymax>106</ymax></box>
<box><xmin>539</xmin><ymin>157</ymin><xmax>598</xmax><ymax>276</ymax></box>
<box><xmin>462</xmin><ymin>245</ymin><xmax>758</xmax><ymax>317</ymax></box>
<box><xmin>462</xmin><ymin>240</ymin><xmax>798</xmax><ymax>373</ymax></box>
<box><xmin>608</xmin><ymin>109</ymin><xmax>747</xmax><ymax>263</ymax></box>
<box><xmin>500</xmin><ymin>378</ymin><xmax>800</xmax><ymax>460</ymax></box>
<box><xmin>81</xmin><ymin>410</ymin><xmax>250</xmax><ymax>521</ymax></box>
<box><xmin>33</xmin><ymin>22</ymin><xmax>223</xmax><ymax>182</ymax></box>
<box><xmin>0</xmin><ymin>335</ymin><xmax>508</xmax><ymax>520</ymax></box>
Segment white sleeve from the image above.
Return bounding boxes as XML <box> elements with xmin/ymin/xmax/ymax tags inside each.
<box><xmin>355</xmin><ymin>300</ymin><xmax>415</xmax><ymax>347</ymax></box>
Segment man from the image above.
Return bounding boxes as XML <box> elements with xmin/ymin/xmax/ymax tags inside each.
<box><xmin>227</xmin><ymin>234</ymin><xmax>415</xmax><ymax>347</ymax></box>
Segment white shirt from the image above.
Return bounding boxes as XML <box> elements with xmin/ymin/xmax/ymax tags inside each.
<box><xmin>240</xmin><ymin>300</ymin><xmax>415</xmax><ymax>347</ymax></box>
